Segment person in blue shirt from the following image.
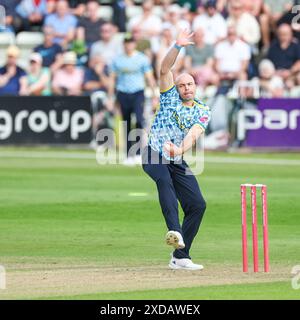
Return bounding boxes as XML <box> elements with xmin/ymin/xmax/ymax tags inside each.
<box><xmin>0</xmin><ymin>0</ymin><xmax>20</xmax><ymax>32</ymax></box>
<box><xmin>108</xmin><ymin>33</ymin><xmax>157</xmax><ymax>165</ymax></box>
<box><xmin>44</xmin><ymin>0</ymin><xmax>77</xmax><ymax>49</ymax></box>
<box><xmin>267</xmin><ymin>23</ymin><xmax>300</xmax><ymax>81</ymax></box>
<box><xmin>0</xmin><ymin>46</ymin><xmax>27</xmax><ymax>96</ymax></box>
<box><xmin>83</xmin><ymin>56</ymin><xmax>109</xmax><ymax>95</ymax></box>
<box><xmin>76</xmin><ymin>0</ymin><xmax>106</xmax><ymax>48</ymax></box>
<box><xmin>142</xmin><ymin>29</ymin><xmax>211</xmax><ymax>270</ymax></box>
<box><xmin>34</xmin><ymin>26</ymin><xmax>63</xmax><ymax>70</ymax></box>
<box><xmin>15</xmin><ymin>0</ymin><xmax>48</xmax><ymax>31</ymax></box>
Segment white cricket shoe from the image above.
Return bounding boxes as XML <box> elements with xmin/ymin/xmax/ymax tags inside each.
<box><xmin>169</xmin><ymin>255</ymin><xmax>204</xmax><ymax>271</ymax></box>
<box><xmin>165</xmin><ymin>230</ymin><xmax>185</xmax><ymax>249</ymax></box>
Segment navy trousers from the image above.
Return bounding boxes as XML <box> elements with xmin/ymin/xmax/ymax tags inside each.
<box><xmin>142</xmin><ymin>146</ymin><xmax>206</xmax><ymax>259</ymax></box>
<box><xmin>117</xmin><ymin>90</ymin><xmax>145</xmax><ymax>156</ymax></box>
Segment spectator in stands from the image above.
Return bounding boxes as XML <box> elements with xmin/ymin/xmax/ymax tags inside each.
<box><xmin>34</xmin><ymin>26</ymin><xmax>63</xmax><ymax>72</ymax></box>
<box><xmin>192</xmin><ymin>0</ymin><xmax>227</xmax><ymax>45</ymax></box>
<box><xmin>127</xmin><ymin>0</ymin><xmax>162</xmax><ymax>38</ymax></box>
<box><xmin>108</xmin><ymin>34</ymin><xmax>157</xmax><ymax>165</ymax></box>
<box><xmin>227</xmin><ymin>0</ymin><xmax>261</xmax><ymax>48</ymax></box>
<box><xmin>159</xmin><ymin>0</ymin><xmax>176</xmax><ymax>17</ymax></box>
<box><xmin>68</xmin><ymin>0</ymin><xmax>87</xmax><ymax>16</ymax></box>
<box><xmin>22</xmin><ymin>52</ymin><xmax>51</xmax><ymax>96</ymax></box>
<box><xmin>155</xmin><ymin>22</ymin><xmax>185</xmax><ymax>79</ymax></box>
<box><xmin>52</xmin><ymin>51</ymin><xmax>84</xmax><ymax>95</ymax></box>
<box><xmin>0</xmin><ymin>46</ymin><xmax>27</xmax><ymax>96</ymax></box>
<box><xmin>44</xmin><ymin>0</ymin><xmax>77</xmax><ymax>49</ymax></box>
<box><xmin>257</xmin><ymin>59</ymin><xmax>284</xmax><ymax>98</ymax></box>
<box><xmin>214</xmin><ymin>24</ymin><xmax>251</xmax><ymax>86</ymax></box>
<box><xmin>277</xmin><ymin>0</ymin><xmax>300</xmax><ymax>43</ymax></box>
<box><xmin>217</xmin><ymin>0</ymin><xmax>229</xmax><ymax>14</ymax></box>
<box><xmin>131</xmin><ymin>25</ymin><xmax>153</xmax><ymax>62</ymax></box>
<box><xmin>240</xmin><ymin>0</ymin><xmax>270</xmax><ymax>50</ymax></box>
<box><xmin>46</xmin><ymin>0</ymin><xmax>57</xmax><ymax>13</ymax></box>
<box><xmin>266</xmin><ymin>24</ymin><xmax>300</xmax><ymax>81</ymax></box>
<box><xmin>158</xmin><ymin>0</ymin><xmax>173</xmax><ymax>7</ymax></box>
<box><xmin>0</xmin><ymin>0</ymin><xmax>22</xmax><ymax>33</ymax></box>
<box><xmin>76</xmin><ymin>0</ymin><xmax>106</xmax><ymax>48</ymax></box>
<box><xmin>83</xmin><ymin>55</ymin><xmax>109</xmax><ymax>95</ymax></box>
<box><xmin>178</xmin><ymin>0</ymin><xmax>198</xmax><ymax>13</ymax></box>
<box><xmin>184</xmin><ymin>27</ymin><xmax>219</xmax><ymax>90</ymax></box>
<box><xmin>47</xmin><ymin>0</ymin><xmax>87</xmax><ymax>16</ymax></box>
<box><xmin>242</xmin><ymin>0</ymin><xmax>263</xmax><ymax>16</ymax></box>
<box><xmin>15</xmin><ymin>0</ymin><xmax>48</xmax><ymax>31</ymax></box>
<box><xmin>195</xmin><ymin>0</ymin><xmax>228</xmax><ymax>16</ymax></box>
<box><xmin>182</xmin><ymin>4</ymin><xmax>194</xmax><ymax>24</ymax></box>
<box><xmin>264</xmin><ymin>0</ymin><xmax>293</xmax><ymax>29</ymax></box>
<box><xmin>164</xmin><ymin>4</ymin><xmax>190</xmax><ymax>38</ymax></box>
<box><xmin>90</xmin><ymin>22</ymin><xmax>123</xmax><ymax>66</ymax></box>
<box><xmin>112</xmin><ymin>0</ymin><xmax>128</xmax><ymax>32</ymax></box>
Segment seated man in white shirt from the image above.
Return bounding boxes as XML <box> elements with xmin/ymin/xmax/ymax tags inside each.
<box><xmin>165</xmin><ymin>4</ymin><xmax>190</xmax><ymax>39</ymax></box>
<box><xmin>214</xmin><ymin>24</ymin><xmax>251</xmax><ymax>86</ymax></box>
<box><xmin>90</xmin><ymin>22</ymin><xmax>123</xmax><ymax>67</ymax></box>
<box><xmin>192</xmin><ymin>0</ymin><xmax>227</xmax><ymax>45</ymax></box>
<box><xmin>127</xmin><ymin>0</ymin><xmax>162</xmax><ymax>39</ymax></box>
<box><xmin>227</xmin><ymin>0</ymin><xmax>261</xmax><ymax>48</ymax></box>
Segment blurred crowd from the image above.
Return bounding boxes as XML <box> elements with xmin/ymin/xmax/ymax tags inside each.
<box><xmin>1</xmin><ymin>0</ymin><xmax>300</xmax><ymax>97</ymax></box>
<box><xmin>0</xmin><ymin>0</ymin><xmax>300</xmax><ymax>149</ymax></box>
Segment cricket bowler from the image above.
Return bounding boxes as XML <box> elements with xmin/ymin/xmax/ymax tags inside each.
<box><xmin>142</xmin><ymin>29</ymin><xmax>211</xmax><ymax>270</ymax></box>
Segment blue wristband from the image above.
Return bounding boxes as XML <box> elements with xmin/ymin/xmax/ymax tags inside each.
<box><xmin>174</xmin><ymin>43</ymin><xmax>182</xmax><ymax>51</ymax></box>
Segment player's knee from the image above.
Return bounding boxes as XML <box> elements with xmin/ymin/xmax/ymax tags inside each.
<box><xmin>194</xmin><ymin>199</ymin><xmax>206</xmax><ymax>214</ymax></box>
<box><xmin>184</xmin><ymin>198</ymin><xmax>206</xmax><ymax>216</ymax></box>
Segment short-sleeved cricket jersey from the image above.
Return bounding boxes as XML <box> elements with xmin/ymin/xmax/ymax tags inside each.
<box><xmin>110</xmin><ymin>51</ymin><xmax>152</xmax><ymax>94</ymax></box>
<box><xmin>148</xmin><ymin>85</ymin><xmax>211</xmax><ymax>161</ymax></box>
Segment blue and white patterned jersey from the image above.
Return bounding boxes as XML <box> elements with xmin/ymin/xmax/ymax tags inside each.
<box><xmin>110</xmin><ymin>51</ymin><xmax>152</xmax><ymax>94</ymax></box>
<box><xmin>148</xmin><ymin>85</ymin><xmax>211</xmax><ymax>161</ymax></box>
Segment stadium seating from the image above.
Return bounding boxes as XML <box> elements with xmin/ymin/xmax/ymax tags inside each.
<box><xmin>16</xmin><ymin>32</ymin><xmax>45</xmax><ymax>69</ymax></box>
<box><xmin>98</xmin><ymin>6</ymin><xmax>113</xmax><ymax>20</ymax></box>
<box><xmin>126</xmin><ymin>5</ymin><xmax>143</xmax><ymax>20</ymax></box>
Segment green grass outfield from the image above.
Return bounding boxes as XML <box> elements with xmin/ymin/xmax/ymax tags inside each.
<box><xmin>48</xmin><ymin>281</ymin><xmax>296</xmax><ymax>300</ymax></box>
<box><xmin>0</xmin><ymin>147</ymin><xmax>300</xmax><ymax>300</ymax></box>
